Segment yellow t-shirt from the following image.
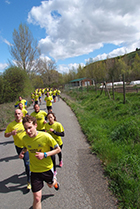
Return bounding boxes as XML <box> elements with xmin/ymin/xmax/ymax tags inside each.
<box><xmin>15</xmin><ymin>99</ymin><xmax>27</xmax><ymax>108</ymax></box>
<box><xmin>57</xmin><ymin>90</ymin><xmax>61</xmax><ymax>95</ymax></box>
<box><xmin>22</xmin><ymin>131</ymin><xmax>58</xmax><ymax>172</ymax></box>
<box><xmin>31</xmin><ymin>93</ymin><xmax>34</xmax><ymax>99</ymax></box>
<box><xmin>49</xmin><ymin>90</ymin><xmax>52</xmax><ymax>96</ymax></box>
<box><xmin>44</xmin><ymin>96</ymin><xmax>53</xmax><ymax>106</ymax></box>
<box><xmin>45</xmin><ymin>121</ymin><xmax>64</xmax><ymax>146</ymax></box>
<box><xmin>21</xmin><ymin>108</ymin><xmax>28</xmax><ymax>117</ymax></box>
<box><xmin>41</xmin><ymin>89</ymin><xmax>45</xmax><ymax>94</ymax></box>
<box><xmin>5</xmin><ymin>121</ymin><xmax>26</xmax><ymax>148</ymax></box>
<box><xmin>34</xmin><ymin>95</ymin><xmax>39</xmax><ymax>102</ymax></box>
<box><xmin>38</xmin><ymin>91</ymin><xmax>41</xmax><ymax>97</ymax></box>
<box><xmin>52</xmin><ymin>90</ymin><xmax>57</xmax><ymax>96</ymax></box>
<box><xmin>31</xmin><ymin>110</ymin><xmax>47</xmax><ymax>130</ymax></box>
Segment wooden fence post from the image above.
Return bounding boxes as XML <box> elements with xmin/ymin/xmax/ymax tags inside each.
<box><xmin>123</xmin><ymin>74</ymin><xmax>126</xmax><ymax>104</ymax></box>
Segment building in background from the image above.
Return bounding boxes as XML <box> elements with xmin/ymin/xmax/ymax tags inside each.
<box><xmin>65</xmin><ymin>77</ymin><xmax>94</xmax><ymax>90</ymax></box>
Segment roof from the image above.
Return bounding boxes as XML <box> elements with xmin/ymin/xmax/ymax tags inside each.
<box><xmin>69</xmin><ymin>77</ymin><xmax>87</xmax><ymax>83</ymax></box>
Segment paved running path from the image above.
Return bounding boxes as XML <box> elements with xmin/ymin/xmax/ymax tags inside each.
<box><xmin>0</xmin><ymin>96</ymin><xmax>117</xmax><ymax>209</ymax></box>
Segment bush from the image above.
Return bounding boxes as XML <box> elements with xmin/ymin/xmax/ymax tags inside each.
<box><xmin>0</xmin><ymin>66</ymin><xmax>34</xmax><ymax>103</ymax></box>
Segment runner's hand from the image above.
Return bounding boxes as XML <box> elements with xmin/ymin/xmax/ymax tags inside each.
<box><xmin>35</xmin><ymin>152</ymin><xmax>44</xmax><ymax>160</ymax></box>
<box><xmin>11</xmin><ymin>129</ymin><xmax>17</xmax><ymax>135</ymax></box>
<box><xmin>19</xmin><ymin>151</ymin><xmax>25</xmax><ymax>159</ymax></box>
<box><xmin>50</xmin><ymin>128</ymin><xmax>54</xmax><ymax>132</ymax></box>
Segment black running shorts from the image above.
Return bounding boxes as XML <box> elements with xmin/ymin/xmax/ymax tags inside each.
<box><xmin>31</xmin><ymin>170</ymin><xmax>54</xmax><ymax>193</ymax></box>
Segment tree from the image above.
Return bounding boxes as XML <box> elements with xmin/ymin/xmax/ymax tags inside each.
<box><xmin>77</xmin><ymin>64</ymin><xmax>85</xmax><ymax>78</ymax></box>
<box><xmin>131</xmin><ymin>53</ymin><xmax>140</xmax><ymax>80</ymax></box>
<box><xmin>9</xmin><ymin>23</ymin><xmax>40</xmax><ymax>72</ymax></box>
<box><xmin>0</xmin><ymin>75</ymin><xmax>4</xmax><ymax>104</ymax></box>
<box><xmin>2</xmin><ymin>66</ymin><xmax>33</xmax><ymax>103</ymax></box>
<box><xmin>30</xmin><ymin>73</ymin><xmax>44</xmax><ymax>89</ymax></box>
<box><xmin>34</xmin><ymin>57</ymin><xmax>61</xmax><ymax>87</ymax></box>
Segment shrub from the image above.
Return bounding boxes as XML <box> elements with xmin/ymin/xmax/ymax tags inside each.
<box><xmin>1</xmin><ymin>66</ymin><xmax>34</xmax><ymax>103</ymax></box>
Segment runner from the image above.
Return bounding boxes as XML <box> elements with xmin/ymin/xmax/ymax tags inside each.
<box><xmin>31</xmin><ymin>104</ymin><xmax>47</xmax><ymax>131</ymax></box>
<box><xmin>19</xmin><ymin>102</ymin><xmax>28</xmax><ymax>117</ymax></box>
<box><xmin>15</xmin><ymin>96</ymin><xmax>27</xmax><ymax>109</ymax></box>
<box><xmin>4</xmin><ymin>109</ymin><xmax>31</xmax><ymax>189</ymax></box>
<box><xmin>45</xmin><ymin>112</ymin><xmax>65</xmax><ymax>176</ymax></box>
<box><xmin>31</xmin><ymin>92</ymin><xmax>35</xmax><ymax>106</ymax></box>
<box><xmin>41</xmin><ymin>88</ymin><xmax>45</xmax><ymax>97</ymax></box>
<box><xmin>19</xmin><ymin>115</ymin><xmax>60</xmax><ymax>209</ymax></box>
<box><xmin>38</xmin><ymin>89</ymin><xmax>42</xmax><ymax>105</ymax></box>
<box><xmin>57</xmin><ymin>89</ymin><xmax>61</xmax><ymax>101</ymax></box>
<box><xmin>52</xmin><ymin>88</ymin><xmax>57</xmax><ymax>103</ymax></box>
<box><xmin>34</xmin><ymin>93</ymin><xmax>39</xmax><ymax>105</ymax></box>
<box><xmin>44</xmin><ymin>92</ymin><xmax>53</xmax><ymax>113</ymax></box>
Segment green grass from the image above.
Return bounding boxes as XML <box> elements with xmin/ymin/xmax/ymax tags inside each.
<box><xmin>62</xmin><ymin>88</ymin><xmax>140</xmax><ymax>209</ymax></box>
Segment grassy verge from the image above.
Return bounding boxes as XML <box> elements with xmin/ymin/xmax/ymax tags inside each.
<box><xmin>61</xmin><ymin>88</ymin><xmax>140</xmax><ymax>209</ymax></box>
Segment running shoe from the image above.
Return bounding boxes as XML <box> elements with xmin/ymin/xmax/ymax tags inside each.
<box><xmin>54</xmin><ymin>182</ymin><xmax>60</xmax><ymax>191</ymax></box>
<box><xmin>59</xmin><ymin>161</ymin><xmax>63</xmax><ymax>167</ymax></box>
<box><xmin>27</xmin><ymin>182</ymin><xmax>31</xmax><ymax>190</ymax></box>
<box><xmin>54</xmin><ymin>171</ymin><xmax>57</xmax><ymax>177</ymax></box>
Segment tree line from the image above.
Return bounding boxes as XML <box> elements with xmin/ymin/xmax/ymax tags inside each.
<box><xmin>1</xmin><ymin>23</ymin><xmax>140</xmax><ymax>103</ymax></box>
<box><xmin>63</xmin><ymin>49</ymin><xmax>140</xmax><ymax>86</ymax></box>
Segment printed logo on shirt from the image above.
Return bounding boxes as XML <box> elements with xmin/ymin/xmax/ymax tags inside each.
<box><xmin>29</xmin><ymin>149</ymin><xmax>42</xmax><ymax>153</ymax></box>
<box><xmin>37</xmin><ymin>117</ymin><xmax>42</xmax><ymax>120</ymax></box>
<box><xmin>16</xmin><ymin>129</ymin><xmax>25</xmax><ymax>134</ymax></box>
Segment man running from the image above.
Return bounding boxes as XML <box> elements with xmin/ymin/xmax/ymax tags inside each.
<box><xmin>19</xmin><ymin>102</ymin><xmax>28</xmax><ymax>117</ymax></box>
<box><xmin>44</xmin><ymin>92</ymin><xmax>53</xmax><ymax>113</ymax></box>
<box><xmin>4</xmin><ymin>109</ymin><xmax>31</xmax><ymax>189</ymax></box>
<box><xmin>31</xmin><ymin>104</ymin><xmax>47</xmax><ymax>131</ymax></box>
<box><xmin>19</xmin><ymin>115</ymin><xmax>60</xmax><ymax>209</ymax></box>
<box><xmin>57</xmin><ymin>89</ymin><xmax>61</xmax><ymax>101</ymax></box>
<box><xmin>15</xmin><ymin>96</ymin><xmax>27</xmax><ymax>109</ymax></box>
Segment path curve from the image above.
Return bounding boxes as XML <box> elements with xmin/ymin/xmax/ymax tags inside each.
<box><xmin>0</xmin><ymin>96</ymin><xmax>117</xmax><ymax>209</ymax></box>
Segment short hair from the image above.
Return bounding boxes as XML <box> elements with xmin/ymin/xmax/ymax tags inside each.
<box><xmin>34</xmin><ymin>104</ymin><xmax>39</xmax><ymax>109</ymax></box>
<box><xmin>22</xmin><ymin>115</ymin><xmax>37</xmax><ymax>125</ymax></box>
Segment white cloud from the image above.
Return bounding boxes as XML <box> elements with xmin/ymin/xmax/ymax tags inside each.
<box><xmin>0</xmin><ymin>36</ymin><xmax>13</xmax><ymax>46</ymax></box>
<box><xmin>28</xmin><ymin>0</ymin><xmax>140</xmax><ymax>63</ymax></box>
<box><xmin>39</xmin><ymin>54</ymin><xmax>51</xmax><ymax>62</ymax></box>
<box><xmin>3</xmin><ymin>38</ymin><xmax>13</xmax><ymax>46</ymax></box>
<box><xmin>5</xmin><ymin>0</ymin><xmax>10</xmax><ymax>4</ymax></box>
<box><xmin>85</xmin><ymin>39</ymin><xmax>140</xmax><ymax>64</ymax></box>
<box><xmin>0</xmin><ymin>63</ymin><xmax>8</xmax><ymax>72</ymax></box>
<box><xmin>57</xmin><ymin>62</ymin><xmax>85</xmax><ymax>74</ymax></box>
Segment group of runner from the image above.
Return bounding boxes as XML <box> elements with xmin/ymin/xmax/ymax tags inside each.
<box><xmin>4</xmin><ymin>88</ymin><xmax>64</xmax><ymax>209</ymax></box>
<box><xmin>31</xmin><ymin>88</ymin><xmax>61</xmax><ymax>107</ymax></box>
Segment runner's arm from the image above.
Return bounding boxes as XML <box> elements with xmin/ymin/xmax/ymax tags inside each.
<box><xmin>35</xmin><ymin>145</ymin><xmax>61</xmax><ymax>160</ymax></box>
<box><xmin>5</xmin><ymin>130</ymin><xmax>17</xmax><ymax>137</ymax></box>
<box><xmin>53</xmin><ymin>130</ymin><xmax>64</xmax><ymax>137</ymax></box>
<box><xmin>49</xmin><ymin>128</ymin><xmax>64</xmax><ymax>137</ymax></box>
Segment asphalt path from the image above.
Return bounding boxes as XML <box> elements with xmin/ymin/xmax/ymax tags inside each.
<box><xmin>0</xmin><ymin>96</ymin><xmax>117</xmax><ymax>209</ymax></box>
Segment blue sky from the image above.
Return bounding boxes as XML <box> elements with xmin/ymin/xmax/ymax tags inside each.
<box><xmin>1</xmin><ymin>0</ymin><xmax>140</xmax><ymax>74</ymax></box>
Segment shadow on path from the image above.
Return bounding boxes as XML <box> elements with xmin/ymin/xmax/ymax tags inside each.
<box><xmin>29</xmin><ymin>194</ymin><xmax>54</xmax><ymax>209</ymax></box>
<box><xmin>0</xmin><ymin>154</ymin><xmax>18</xmax><ymax>162</ymax></box>
<box><xmin>0</xmin><ymin>140</ymin><xmax>14</xmax><ymax>146</ymax></box>
<box><xmin>0</xmin><ymin>172</ymin><xmax>29</xmax><ymax>195</ymax></box>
